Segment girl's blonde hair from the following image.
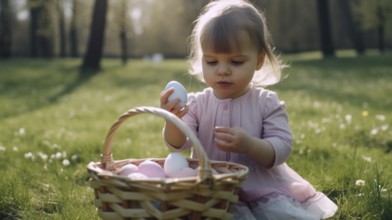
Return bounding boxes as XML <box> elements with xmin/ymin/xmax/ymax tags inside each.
<box><xmin>188</xmin><ymin>0</ymin><xmax>283</xmax><ymax>87</ymax></box>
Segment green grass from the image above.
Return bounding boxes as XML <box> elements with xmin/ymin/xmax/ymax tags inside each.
<box><xmin>0</xmin><ymin>52</ymin><xmax>391</xmax><ymax>219</ymax></box>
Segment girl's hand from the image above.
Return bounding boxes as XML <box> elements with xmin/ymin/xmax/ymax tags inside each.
<box><xmin>214</xmin><ymin>126</ymin><xmax>254</xmax><ymax>154</ymax></box>
<box><xmin>160</xmin><ymin>88</ymin><xmax>188</xmax><ymax>118</ymax></box>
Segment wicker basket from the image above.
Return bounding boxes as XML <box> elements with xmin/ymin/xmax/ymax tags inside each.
<box><xmin>87</xmin><ymin>106</ymin><xmax>249</xmax><ymax>219</ymax></box>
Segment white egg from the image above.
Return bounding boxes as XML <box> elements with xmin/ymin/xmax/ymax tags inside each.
<box><xmin>127</xmin><ymin>172</ymin><xmax>148</xmax><ymax>180</ymax></box>
<box><xmin>164</xmin><ymin>152</ymin><xmax>189</xmax><ymax>176</ymax></box>
<box><xmin>138</xmin><ymin>160</ymin><xmax>166</xmax><ymax>178</ymax></box>
<box><xmin>168</xmin><ymin>167</ymin><xmax>198</xmax><ymax>178</ymax></box>
<box><xmin>164</xmin><ymin>81</ymin><xmax>188</xmax><ymax>108</ymax></box>
<box><xmin>119</xmin><ymin>164</ymin><xmax>138</xmax><ymax>176</ymax></box>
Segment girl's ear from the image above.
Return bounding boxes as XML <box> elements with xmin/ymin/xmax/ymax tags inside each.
<box><xmin>256</xmin><ymin>52</ymin><xmax>266</xmax><ymax>70</ymax></box>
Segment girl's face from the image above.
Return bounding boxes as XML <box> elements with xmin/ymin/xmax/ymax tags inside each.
<box><xmin>201</xmin><ymin>31</ymin><xmax>265</xmax><ymax>99</ymax></box>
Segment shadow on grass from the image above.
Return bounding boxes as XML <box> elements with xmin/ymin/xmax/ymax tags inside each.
<box><xmin>275</xmin><ymin>55</ymin><xmax>392</xmax><ymax>111</ymax></box>
<box><xmin>0</xmin><ymin>66</ymin><xmax>98</xmax><ymax>120</ymax></box>
<box><xmin>47</xmin><ymin>67</ymin><xmax>98</xmax><ymax>103</ymax></box>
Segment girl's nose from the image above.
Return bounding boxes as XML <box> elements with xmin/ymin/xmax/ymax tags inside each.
<box><xmin>217</xmin><ymin>64</ymin><xmax>231</xmax><ymax>76</ymax></box>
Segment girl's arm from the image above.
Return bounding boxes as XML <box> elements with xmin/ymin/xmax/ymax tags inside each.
<box><xmin>160</xmin><ymin>88</ymin><xmax>188</xmax><ymax>148</ymax></box>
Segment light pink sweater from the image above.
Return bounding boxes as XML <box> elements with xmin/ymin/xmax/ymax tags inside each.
<box><xmin>167</xmin><ymin>85</ymin><xmax>337</xmax><ymax>216</ymax></box>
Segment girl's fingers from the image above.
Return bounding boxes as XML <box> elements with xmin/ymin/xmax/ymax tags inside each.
<box><xmin>215</xmin><ymin>131</ymin><xmax>232</xmax><ymax>143</ymax></box>
<box><xmin>214</xmin><ymin>126</ymin><xmax>234</xmax><ymax>134</ymax></box>
<box><xmin>160</xmin><ymin>88</ymin><xmax>174</xmax><ymax>106</ymax></box>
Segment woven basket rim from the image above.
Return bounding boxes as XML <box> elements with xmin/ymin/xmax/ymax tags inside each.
<box><xmin>87</xmin><ymin>157</ymin><xmax>249</xmax><ymax>184</ymax></box>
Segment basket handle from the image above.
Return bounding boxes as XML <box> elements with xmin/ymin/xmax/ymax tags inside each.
<box><xmin>100</xmin><ymin>106</ymin><xmax>213</xmax><ymax>180</ymax></box>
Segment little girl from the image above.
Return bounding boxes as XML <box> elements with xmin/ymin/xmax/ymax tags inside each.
<box><xmin>160</xmin><ymin>0</ymin><xmax>338</xmax><ymax>219</ymax></box>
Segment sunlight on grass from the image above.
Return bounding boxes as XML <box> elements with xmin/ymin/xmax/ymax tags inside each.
<box><xmin>0</xmin><ymin>54</ymin><xmax>391</xmax><ymax>219</ymax></box>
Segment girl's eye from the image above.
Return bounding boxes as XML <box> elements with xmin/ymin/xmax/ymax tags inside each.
<box><xmin>206</xmin><ymin>60</ymin><xmax>218</xmax><ymax>65</ymax></box>
<box><xmin>231</xmin><ymin>60</ymin><xmax>244</xmax><ymax>65</ymax></box>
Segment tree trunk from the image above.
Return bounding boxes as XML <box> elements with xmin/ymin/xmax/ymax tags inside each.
<box><xmin>376</xmin><ymin>3</ymin><xmax>385</xmax><ymax>53</ymax></box>
<box><xmin>120</xmin><ymin>30</ymin><xmax>128</xmax><ymax>65</ymax></box>
<box><xmin>119</xmin><ymin>0</ymin><xmax>128</xmax><ymax>65</ymax></box>
<box><xmin>0</xmin><ymin>0</ymin><xmax>12</xmax><ymax>58</ymax></box>
<box><xmin>316</xmin><ymin>0</ymin><xmax>335</xmax><ymax>58</ymax></box>
<box><xmin>58</xmin><ymin>0</ymin><xmax>67</xmax><ymax>57</ymax></box>
<box><xmin>29</xmin><ymin>1</ymin><xmax>40</xmax><ymax>57</ymax></box>
<box><xmin>69</xmin><ymin>0</ymin><xmax>79</xmax><ymax>57</ymax></box>
<box><xmin>29</xmin><ymin>0</ymin><xmax>54</xmax><ymax>58</ymax></box>
<box><xmin>81</xmin><ymin>0</ymin><xmax>108</xmax><ymax>71</ymax></box>
<box><xmin>339</xmin><ymin>0</ymin><xmax>365</xmax><ymax>55</ymax></box>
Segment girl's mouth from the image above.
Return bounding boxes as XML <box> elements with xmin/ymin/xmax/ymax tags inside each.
<box><xmin>216</xmin><ymin>81</ymin><xmax>232</xmax><ymax>86</ymax></box>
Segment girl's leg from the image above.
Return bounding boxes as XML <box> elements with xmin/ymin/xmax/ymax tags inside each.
<box><xmin>250</xmin><ymin>194</ymin><xmax>321</xmax><ymax>220</ymax></box>
<box><xmin>232</xmin><ymin>202</ymin><xmax>257</xmax><ymax>220</ymax></box>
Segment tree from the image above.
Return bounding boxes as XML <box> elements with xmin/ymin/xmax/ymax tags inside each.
<box><xmin>352</xmin><ymin>0</ymin><xmax>392</xmax><ymax>53</ymax></box>
<box><xmin>338</xmin><ymin>0</ymin><xmax>365</xmax><ymax>55</ymax></box>
<box><xmin>81</xmin><ymin>0</ymin><xmax>108</xmax><ymax>71</ymax></box>
<box><xmin>0</xmin><ymin>0</ymin><xmax>12</xmax><ymax>58</ymax></box>
<box><xmin>29</xmin><ymin>0</ymin><xmax>55</xmax><ymax>58</ymax></box>
<box><xmin>69</xmin><ymin>0</ymin><xmax>79</xmax><ymax>57</ymax></box>
<box><xmin>114</xmin><ymin>0</ymin><xmax>130</xmax><ymax>65</ymax></box>
<box><xmin>316</xmin><ymin>0</ymin><xmax>335</xmax><ymax>58</ymax></box>
<box><xmin>58</xmin><ymin>0</ymin><xmax>66</xmax><ymax>57</ymax></box>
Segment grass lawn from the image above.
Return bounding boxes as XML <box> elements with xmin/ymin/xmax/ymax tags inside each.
<box><xmin>0</xmin><ymin>52</ymin><xmax>391</xmax><ymax>219</ymax></box>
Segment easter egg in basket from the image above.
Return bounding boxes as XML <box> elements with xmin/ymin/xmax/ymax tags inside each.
<box><xmin>138</xmin><ymin>160</ymin><xmax>166</xmax><ymax>178</ymax></box>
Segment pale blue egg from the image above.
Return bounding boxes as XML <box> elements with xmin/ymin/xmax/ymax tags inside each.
<box><xmin>164</xmin><ymin>81</ymin><xmax>188</xmax><ymax>108</ymax></box>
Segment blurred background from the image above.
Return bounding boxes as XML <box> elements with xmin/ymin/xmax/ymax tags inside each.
<box><xmin>1</xmin><ymin>0</ymin><xmax>391</xmax><ymax>63</ymax></box>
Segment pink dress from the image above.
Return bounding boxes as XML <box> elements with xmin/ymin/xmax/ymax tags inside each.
<box><xmin>167</xmin><ymin>85</ymin><xmax>337</xmax><ymax>219</ymax></box>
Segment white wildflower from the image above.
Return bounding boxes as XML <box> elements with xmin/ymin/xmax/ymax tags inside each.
<box><xmin>71</xmin><ymin>155</ymin><xmax>78</xmax><ymax>161</ymax></box>
<box><xmin>345</xmin><ymin>114</ymin><xmax>352</xmax><ymax>124</ymax></box>
<box><xmin>18</xmin><ymin>128</ymin><xmax>26</xmax><ymax>136</ymax></box>
<box><xmin>370</xmin><ymin>128</ymin><xmax>379</xmax><ymax>136</ymax></box>
<box><xmin>24</xmin><ymin>152</ymin><xmax>35</xmax><ymax>160</ymax></box>
<box><xmin>55</xmin><ymin>152</ymin><xmax>63</xmax><ymax>159</ymax></box>
<box><xmin>356</xmin><ymin>179</ymin><xmax>366</xmax><ymax>187</ymax></box>
<box><xmin>62</xmin><ymin>159</ymin><xmax>70</xmax><ymax>166</ymax></box>
<box><xmin>12</xmin><ymin>146</ymin><xmax>18</xmax><ymax>151</ymax></box>
<box><xmin>375</xmin><ymin>115</ymin><xmax>386</xmax><ymax>121</ymax></box>
<box><xmin>381</xmin><ymin>124</ymin><xmax>389</xmax><ymax>131</ymax></box>
<box><xmin>38</xmin><ymin>152</ymin><xmax>48</xmax><ymax>161</ymax></box>
<box><xmin>0</xmin><ymin>146</ymin><xmax>5</xmax><ymax>151</ymax></box>
<box><xmin>362</xmin><ymin>155</ymin><xmax>372</xmax><ymax>163</ymax></box>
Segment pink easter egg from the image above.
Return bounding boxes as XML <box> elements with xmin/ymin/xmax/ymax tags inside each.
<box><xmin>127</xmin><ymin>172</ymin><xmax>148</xmax><ymax>180</ymax></box>
<box><xmin>168</xmin><ymin>167</ymin><xmax>197</xmax><ymax>178</ymax></box>
<box><xmin>119</xmin><ymin>164</ymin><xmax>138</xmax><ymax>176</ymax></box>
<box><xmin>138</xmin><ymin>160</ymin><xmax>166</xmax><ymax>178</ymax></box>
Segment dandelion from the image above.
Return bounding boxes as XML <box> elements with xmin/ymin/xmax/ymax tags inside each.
<box><xmin>71</xmin><ymin>155</ymin><xmax>78</xmax><ymax>161</ymax></box>
<box><xmin>0</xmin><ymin>146</ymin><xmax>5</xmax><ymax>151</ymax></box>
<box><xmin>362</xmin><ymin>111</ymin><xmax>369</xmax><ymax>117</ymax></box>
<box><xmin>62</xmin><ymin>159</ymin><xmax>70</xmax><ymax>166</ymax></box>
<box><xmin>356</xmin><ymin>179</ymin><xmax>366</xmax><ymax>187</ymax></box>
